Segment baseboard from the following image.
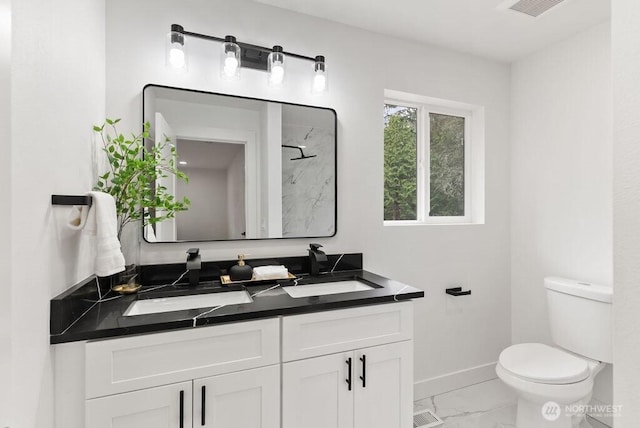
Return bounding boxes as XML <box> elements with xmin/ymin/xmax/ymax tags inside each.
<box><xmin>587</xmin><ymin>398</ymin><xmax>613</xmax><ymax>427</ymax></box>
<box><xmin>414</xmin><ymin>361</ymin><xmax>498</xmax><ymax>400</ymax></box>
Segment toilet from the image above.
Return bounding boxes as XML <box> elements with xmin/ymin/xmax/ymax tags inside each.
<box><xmin>496</xmin><ymin>277</ymin><xmax>612</xmax><ymax>428</ymax></box>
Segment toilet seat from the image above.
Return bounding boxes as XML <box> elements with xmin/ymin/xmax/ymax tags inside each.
<box><xmin>498</xmin><ymin>343</ymin><xmax>590</xmax><ymax>385</ymax></box>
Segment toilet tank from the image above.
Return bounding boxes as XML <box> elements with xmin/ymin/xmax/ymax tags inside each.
<box><xmin>545</xmin><ymin>277</ymin><xmax>613</xmax><ymax>363</ymax></box>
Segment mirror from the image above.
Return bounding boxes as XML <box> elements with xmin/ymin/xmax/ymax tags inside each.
<box><xmin>143</xmin><ymin>84</ymin><xmax>337</xmax><ymax>242</ymax></box>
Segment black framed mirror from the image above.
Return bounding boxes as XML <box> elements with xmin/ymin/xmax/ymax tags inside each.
<box><xmin>142</xmin><ymin>84</ymin><xmax>337</xmax><ymax>242</ymax></box>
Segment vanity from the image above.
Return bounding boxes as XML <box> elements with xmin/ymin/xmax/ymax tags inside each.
<box><xmin>49</xmin><ymin>82</ymin><xmax>424</xmax><ymax>427</ymax></box>
<box><xmin>51</xmin><ymin>253</ymin><xmax>423</xmax><ymax>428</ymax></box>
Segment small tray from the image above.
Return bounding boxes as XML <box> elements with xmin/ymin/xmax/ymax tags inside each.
<box><xmin>220</xmin><ymin>272</ymin><xmax>297</xmax><ymax>286</ymax></box>
<box><xmin>111</xmin><ymin>283</ymin><xmax>142</xmax><ymax>294</ymax></box>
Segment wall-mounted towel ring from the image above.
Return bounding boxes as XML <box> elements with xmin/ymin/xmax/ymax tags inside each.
<box><xmin>51</xmin><ymin>195</ymin><xmax>93</xmax><ymax>207</ymax></box>
<box><xmin>446</xmin><ymin>287</ymin><xmax>471</xmax><ymax>296</ymax></box>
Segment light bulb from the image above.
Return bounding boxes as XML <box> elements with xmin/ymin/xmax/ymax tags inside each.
<box><xmin>169</xmin><ymin>45</ymin><xmax>185</xmax><ymax>68</ymax></box>
<box><xmin>270</xmin><ymin>64</ymin><xmax>284</xmax><ymax>85</ymax></box>
<box><xmin>268</xmin><ymin>46</ymin><xmax>286</xmax><ymax>87</ymax></box>
<box><xmin>224</xmin><ymin>54</ymin><xmax>239</xmax><ymax>77</ymax></box>
<box><xmin>311</xmin><ymin>55</ymin><xmax>327</xmax><ymax>94</ymax></box>
<box><xmin>313</xmin><ymin>73</ymin><xmax>326</xmax><ymax>93</ymax></box>
<box><xmin>221</xmin><ymin>36</ymin><xmax>241</xmax><ymax>80</ymax></box>
<box><xmin>166</xmin><ymin>24</ymin><xmax>187</xmax><ymax>70</ymax></box>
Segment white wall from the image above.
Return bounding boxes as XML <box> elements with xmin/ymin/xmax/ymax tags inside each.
<box><xmin>9</xmin><ymin>0</ymin><xmax>105</xmax><ymax>426</ymax></box>
<box><xmin>156</xmin><ymin>98</ymin><xmax>262</xmax><ymax>136</ymax></box>
<box><xmin>510</xmin><ymin>22</ymin><xmax>613</xmax><ymax>407</ymax></box>
<box><xmin>0</xmin><ymin>1</ymin><xmax>11</xmax><ymax>425</ymax></box>
<box><xmin>106</xmin><ymin>0</ymin><xmax>511</xmax><ymax>395</ymax></box>
<box><xmin>227</xmin><ymin>150</ymin><xmax>246</xmax><ymax>239</ymax></box>
<box><xmin>511</xmin><ymin>22</ymin><xmax>612</xmax><ymax>342</ymax></box>
<box><xmin>261</xmin><ymin>102</ymin><xmax>283</xmax><ymax>238</ymax></box>
<box><xmin>176</xmin><ymin>167</ymin><xmax>229</xmax><ymax>240</ymax></box>
<box><xmin>612</xmin><ymin>1</ymin><xmax>640</xmax><ymax>424</ymax></box>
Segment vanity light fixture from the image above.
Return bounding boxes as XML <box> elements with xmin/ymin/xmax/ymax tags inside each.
<box><xmin>167</xmin><ymin>24</ymin><xmax>187</xmax><ymax>69</ymax></box>
<box><xmin>268</xmin><ymin>45</ymin><xmax>286</xmax><ymax>86</ymax></box>
<box><xmin>166</xmin><ymin>24</ymin><xmax>327</xmax><ymax>93</ymax></box>
<box><xmin>312</xmin><ymin>56</ymin><xmax>327</xmax><ymax>93</ymax></box>
<box><xmin>221</xmin><ymin>35</ymin><xmax>241</xmax><ymax>80</ymax></box>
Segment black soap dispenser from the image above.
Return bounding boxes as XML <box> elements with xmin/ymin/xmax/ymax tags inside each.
<box><xmin>229</xmin><ymin>254</ymin><xmax>253</xmax><ymax>281</ymax></box>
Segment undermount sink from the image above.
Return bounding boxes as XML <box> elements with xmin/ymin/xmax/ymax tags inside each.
<box><xmin>123</xmin><ymin>290</ymin><xmax>253</xmax><ymax>316</ymax></box>
<box><xmin>282</xmin><ymin>280</ymin><xmax>374</xmax><ymax>298</ymax></box>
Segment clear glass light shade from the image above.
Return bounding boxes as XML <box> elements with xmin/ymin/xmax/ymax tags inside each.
<box><xmin>268</xmin><ymin>48</ymin><xmax>286</xmax><ymax>86</ymax></box>
<box><xmin>221</xmin><ymin>39</ymin><xmax>241</xmax><ymax>80</ymax></box>
<box><xmin>312</xmin><ymin>72</ymin><xmax>327</xmax><ymax>93</ymax></box>
<box><xmin>166</xmin><ymin>31</ymin><xmax>187</xmax><ymax>69</ymax></box>
<box><xmin>312</xmin><ymin>57</ymin><xmax>327</xmax><ymax>93</ymax></box>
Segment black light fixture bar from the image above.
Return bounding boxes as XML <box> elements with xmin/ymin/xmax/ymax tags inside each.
<box><xmin>175</xmin><ymin>25</ymin><xmax>318</xmax><ymax>70</ymax></box>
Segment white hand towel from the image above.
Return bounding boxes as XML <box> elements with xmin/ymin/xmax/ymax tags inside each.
<box><xmin>67</xmin><ymin>197</ymin><xmax>92</xmax><ymax>231</ymax></box>
<box><xmin>253</xmin><ymin>265</ymin><xmax>289</xmax><ymax>280</ymax></box>
<box><xmin>67</xmin><ymin>191</ymin><xmax>126</xmax><ymax>277</ymax></box>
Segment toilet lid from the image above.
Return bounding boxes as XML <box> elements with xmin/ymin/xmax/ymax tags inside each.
<box><xmin>499</xmin><ymin>343</ymin><xmax>590</xmax><ymax>384</ymax></box>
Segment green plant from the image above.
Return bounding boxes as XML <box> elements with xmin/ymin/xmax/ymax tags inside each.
<box><xmin>384</xmin><ymin>105</ymin><xmax>418</xmax><ymax>221</ymax></box>
<box><xmin>93</xmin><ymin>118</ymin><xmax>189</xmax><ymax>239</ymax></box>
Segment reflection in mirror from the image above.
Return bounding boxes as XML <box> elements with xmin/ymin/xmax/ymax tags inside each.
<box><xmin>143</xmin><ymin>85</ymin><xmax>337</xmax><ymax>242</ymax></box>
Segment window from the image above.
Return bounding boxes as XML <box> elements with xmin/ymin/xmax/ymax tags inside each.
<box><xmin>384</xmin><ymin>91</ymin><xmax>484</xmax><ymax>224</ymax></box>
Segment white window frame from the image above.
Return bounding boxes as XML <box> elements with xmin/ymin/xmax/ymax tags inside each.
<box><xmin>384</xmin><ymin>90</ymin><xmax>485</xmax><ymax>226</ymax></box>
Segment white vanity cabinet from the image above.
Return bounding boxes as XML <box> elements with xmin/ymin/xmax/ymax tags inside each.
<box><xmin>54</xmin><ymin>302</ymin><xmax>414</xmax><ymax>428</ymax></box>
<box><xmin>86</xmin><ymin>365</ymin><xmax>280</xmax><ymax>428</ymax></box>
<box><xmin>282</xmin><ymin>342</ymin><xmax>412</xmax><ymax>428</ymax></box>
<box><xmin>193</xmin><ymin>365</ymin><xmax>280</xmax><ymax>428</ymax></box>
<box><xmin>352</xmin><ymin>341</ymin><xmax>413</xmax><ymax>428</ymax></box>
<box><xmin>281</xmin><ymin>302</ymin><xmax>414</xmax><ymax>428</ymax></box>
<box><xmin>84</xmin><ymin>318</ymin><xmax>281</xmax><ymax>428</ymax></box>
<box><xmin>283</xmin><ymin>351</ymin><xmax>354</xmax><ymax>428</ymax></box>
<box><xmin>86</xmin><ymin>381</ymin><xmax>193</xmax><ymax>428</ymax></box>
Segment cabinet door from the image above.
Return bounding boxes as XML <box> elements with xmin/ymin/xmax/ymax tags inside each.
<box><xmin>283</xmin><ymin>352</ymin><xmax>354</xmax><ymax>428</ymax></box>
<box><xmin>354</xmin><ymin>341</ymin><xmax>413</xmax><ymax>428</ymax></box>
<box><xmin>86</xmin><ymin>381</ymin><xmax>192</xmax><ymax>428</ymax></box>
<box><xmin>193</xmin><ymin>365</ymin><xmax>280</xmax><ymax>428</ymax></box>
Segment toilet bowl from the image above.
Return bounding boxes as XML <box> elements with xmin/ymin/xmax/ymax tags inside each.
<box><xmin>496</xmin><ymin>343</ymin><xmax>605</xmax><ymax>428</ymax></box>
<box><xmin>496</xmin><ymin>277</ymin><xmax>612</xmax><ymax>428</ymax></box>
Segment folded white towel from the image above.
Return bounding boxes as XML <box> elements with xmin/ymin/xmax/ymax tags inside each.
<box><xmin>253</xmin><ymin>265</ymin><xmax>290</xmax><ymax>280</ymax></box>
<box><xmin>67</xmin><ymin>191</ymin><xmax>126</xmax><ymax>277</ymax></box>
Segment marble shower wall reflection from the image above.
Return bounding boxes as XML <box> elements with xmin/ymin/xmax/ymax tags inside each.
<box><xmin>282</xmin><ymin>125</ymin><xmax>336</xmax><ymax>237</ymax></box>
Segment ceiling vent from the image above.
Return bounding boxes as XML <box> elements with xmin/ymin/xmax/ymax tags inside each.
<box><xmin>506</xmin><ymin>0</ymin><xmax>566</xmax><ymax>17</ymax></box>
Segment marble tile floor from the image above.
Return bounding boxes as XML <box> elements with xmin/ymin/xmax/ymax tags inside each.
<box><xmin>414</xmin><ymin>379</ymin><xmax>610</xmax><ymax>428</ymax></box>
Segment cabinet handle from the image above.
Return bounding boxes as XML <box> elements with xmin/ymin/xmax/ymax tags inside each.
<box><xmin>201</xmin><ymin>385</ymin><xmax>206</xmax><ymax>426</ymax></box>
<box><xmin>346</xmin><ymin>357</ymin><xmax>352</xmax><ymax>391</ymax></box>
<box><xmin>179</xmin><ymin>390</ymin><xmax>184</xmax><ymax>428</ymax></box>
<box><xmin>359</xmin><ymin>354</ymin><xmax>366</xmax><ymax>388</ymax></box>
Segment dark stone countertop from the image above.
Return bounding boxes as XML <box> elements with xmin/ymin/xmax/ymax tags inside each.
<box><xmin>50</xmin><ymin>254</ymin><xmax>424</xmax><ymax>344</ymax></box>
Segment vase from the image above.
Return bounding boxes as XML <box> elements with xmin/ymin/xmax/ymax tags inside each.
<box><xmin>111</xmin><ymin>222</ymin><xmax>141</xmax><ymax>293</ymax></box>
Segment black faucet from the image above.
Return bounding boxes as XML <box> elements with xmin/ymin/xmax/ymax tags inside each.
<box><xmin>186</xmin><ymin>248</ymin><xmax>201</xmax><ymax>286</ymax></box>
<box><xmin>308</xmin><ymin>243</ymin><xmax>328</xmax><ymax>276</ymax></box>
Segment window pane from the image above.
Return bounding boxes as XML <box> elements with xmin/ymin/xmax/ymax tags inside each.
<box><xmin>430</xmin><ymin>113</ymin><xmax>464</xmax><ymax>216</ymax></box>
<box><xmin>384</xmin><ymin>104</ymin><xmax>417</xmax><ymax>221</ymax></box>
